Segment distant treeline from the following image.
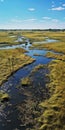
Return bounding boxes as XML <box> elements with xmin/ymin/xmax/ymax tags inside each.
<box><xmin>0</xmin><ymin>29</ymin><xmax>65</xmax><ymax>32</ymax></box>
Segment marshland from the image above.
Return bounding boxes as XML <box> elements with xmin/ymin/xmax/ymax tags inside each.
<box><xmin>0</xmin><ymin>30</ymin><xmax>65</xmax><ymax>130</ymax></box>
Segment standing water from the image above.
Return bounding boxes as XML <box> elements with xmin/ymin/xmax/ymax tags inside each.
<box><xmin>0</xmin><ymin>37</ymin><xmax>56</xmax><ymax>130</ymax></box>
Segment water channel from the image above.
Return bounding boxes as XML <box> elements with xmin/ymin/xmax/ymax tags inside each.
<box><xmin>0</xmin><ymin>37</ymin><xmax>57</xmax><ymax>130</ymax></box>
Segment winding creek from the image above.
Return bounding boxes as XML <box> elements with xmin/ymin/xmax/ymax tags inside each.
<box><xmin>0</xmin><ymin>37</ymin><xmax>57</xmax><ymax>130</ymax></box>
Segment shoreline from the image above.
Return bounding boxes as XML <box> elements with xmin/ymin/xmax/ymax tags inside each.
<box><xmin>0</xmin><ymin>59</ymin><xmax>35</xmax><ymax>87</ymax></box>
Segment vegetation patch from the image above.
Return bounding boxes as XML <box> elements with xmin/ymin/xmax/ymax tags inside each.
<box><xmin>0</xmin><ymin>91</ymin><xmax>10</xmax><ymax>102</ymax></box>
<box><xmin>38</xmin><ymin>60</ymin><xmax>65</xmax><ymax>130</ymax></box>
<box><xmin>0</xmin><ymin>31</ymin><xmax>17</xmax><ymax>45</ymax></box>
<box><xmin>33</xmin><ymin>53</ymin><xmax>43</xmax><ymax>56</ymax></box>
<box><xmin>0</xmin><ymin>31</ymin><xmax>27</xmax><ymax>46</ymax></box>
<box><xmin>45</xmin><ymin>52</ymin><xmax>65</xmax><ymax>61</ymax></box>
<box><xmin>22</xmin><ymin>31</ymin><xmax>46</xmax><ymax>42</ymax></box>
<box><xmin>0</xmin><ymin>48</ymin><xmax>35</xmax><ymax>85</ymax></box>
<box><xmin>21</xmin><ymin>77</ymin><xmax>31</xmax><ymax>86</ymax></box>
<box><xmin>31</xmin><ymin>41</ymin><xmax>65</xmax><ymax>54</ymax></box>
<box><xmin>0</xmin><ymin>30</ymin><xmax>65</xmax><ymax>129</ymax></box>
<box><xmin>17</xmin><ymin>64</ymin><xmax>50</xmax><ymax>130</ymax></box>
<box><xmin>31</xmin><ymin>64</ymin><xmax>46</xmax><ymax>73</ymax></box>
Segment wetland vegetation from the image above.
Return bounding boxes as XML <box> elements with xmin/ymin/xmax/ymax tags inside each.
<box><xmin>0</xmin><ymin>48</ymin><xmax>35</xmax><ymax>85</ymax></box>
<box><xmin>0</xmin><ymin>30</ymin><xmax>65</xmax><ymax>130</ymax></box>
<box><xmin>39</xmin><ymin>60</ymin><xmax>65</xmax><ymax>130</ymax></box>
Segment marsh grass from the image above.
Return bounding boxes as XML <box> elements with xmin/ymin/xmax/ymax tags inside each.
<box><xmin>21</xmin><ymin>77</ymin><xmax>31</xmax><ymax>86</ymax></box>
<box><xmin>19</xmin><ymin>61</ymin><xmax>65</xmax><ymax>130</ymax></box>
<box><xmin>22</xmin><ymin>31</ymin><xmax>65</xmax><ymax>42</ymax></box>
<box><xmin>0</xmin><ymin>31</ymin><xmax>17</xmax><ymax>45</ymax></box>
<box><xmin>0</xmin><ymin>30</ymin><xmax>65</xmax><ymax>129</ymax></box>
<box><xmin>17</xmin><ymin>31</ymin><xmax>65</xmax><ymax>130</ymax></box>
<box><xmin>1</xmin><ymin>30</ymin><xmax>65</xmax><ymax>45</ymax></box>
<box><xmin>0</xmin><ymin>48</ymin><xmax>35</xmax><ymax>85</ymax></box>
<box><xmin>31</xmin><ymin>41</ymin><xmax>65</xmax><ymax>54</ymax></box>
<box><xmin>18</xmin><ymin>64</ymin><xmax>50</xmax><ymax>129</ymax></box>
<box><xmin>28</xmin><ymin>31</ymin><xmax>65</xmax><ymax>54</ymax></box>
<box><xmin>0</xmin><ymin>91</ymin><xmax>9</xmax><ymax>102</ymax></box>
<box><xmin>31</xmin><ymin>64</ymin><xmax>45</xmax><ymax>73</ymax></box>
<box><xmin>0</xmin><ymin>31</ymin><xmax>27</xmax><ymax>45</ymax></box>
<box><xmin>45</xmin><ymin>52</ymin><xmax>65</xmax><ymax>61</ymax></box>
<box><xmin>38</xmin><ymin>60</ymin><xmax>65</xmax><ymax>130</ymax></box>
<box><xmin>22</xmin><ymin>31</ymin><xmax>46</xmax><ymax>42</ymax></box>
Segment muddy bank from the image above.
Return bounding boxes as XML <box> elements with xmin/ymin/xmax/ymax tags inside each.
<box><xmin>16</xmin><ymin>65</ymin><xmax>50</xmax><ymax>130</ymax></box>
<box><xmin>0</xmin><ymin>59</ymin><xmax>35</xmax><ymax>87</ymax></box>
<box><xmin>0</xmin><ymin>48</ymin><xmax>35</xmax><ymax>86</ymax></box>
<box><xmin>0</xmin><ymin>36</ymin><xmax>57</xmax><ymax>130</ymax></box>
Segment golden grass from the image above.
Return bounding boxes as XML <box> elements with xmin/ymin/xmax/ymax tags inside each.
<box><xmin>21</xmin><ymin>77</ymin><xmax>31</xmax><ymax>86</ymax></box>
<box><xmin>0</xmin><ymin>31</ymin><xmax>65</xmax><ymax>129</ymax></box>
<box><xmin>31</xmin><ymin>41</ymin><xmax>65</xmax><ymax>54</ymax></box>
<box><xmin>22</xmin><ymin>31</ymin><xmax>65</xmax><ymax>42</ymax></box>
<box><xmin>22</xmin><ymin>31</ymin><xmax>46</xmax><ymax>42</ymax></box>
<box><xmin>38</xmin><ymin>60</ymin><xmax>65</xmax><ymax>130</ymax></box>
<box><xmin>0</xmin><ymin>31</ymin><xmax>17</xmax><ymax>44</ymax></box>
<box><xmin>24</xmin><ymin>31</ymin><xmax>65</xmax><ymax>130</ymax></box>
<box><xmin>27</xmin><ymin>31</ymin><xmax>65</xmax><ymax>54</ymax></box>
<box><xmin>0</xmin><ymin>48</ymin><xmax>35</xmax><ymax>86</ymax></box>
<box><xmin>31</xmin><ymin>64</ymin><xmax>45</xmax><ymax>73</ymax></box>
<box><xmin>0</xmin><ymin>31</ymin><xmax>26</xmax><ymax>45</ymax></box>
<box><xmin>0</xmin><ymin>90</ymin><xmax>9</xmax><ymax>102</ymax></box>
<box><xmin>0</xmin><ymin>30</ymin><xmax>65</xmax><ymax>45</ymax></box>
<box><xmin>45</xmin><ymin>52</ymin><xmax>65</xmax><ymax>61</ymax></box>
<box><xmin>40</xmin><ymin>31</ymin><xmax>65</xmax><ymax>42</ymax></box>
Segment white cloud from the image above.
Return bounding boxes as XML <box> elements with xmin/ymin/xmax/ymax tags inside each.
<box><xmin>0</xmin><ymin>18</ymin><xmax>65</xmax><ymax>29</ymax></box>
<box><xmin>28</xmin><ymin>8</ymin><xmax>35</xmax><ymax>11</ymax></box>
<box><xmin>0</xmin><ymin>21</ymin><xmax>65</xmax><ymax>29</ymax></box>
<box><xmin>11</xmin><ymin>18</ymin><xmax>36</xmax><ymax>23</ymax></box>
<box><xmin>52</xmin><ymin>19</ymin><xmax>59</xmax><ymax>22</ymax></box>
<box><xmin>50</xmin><ymin>6</ymin><xmax>65</xmax><ymax>11</ymax></box>
<box><xmin>24</xmin><ymin>18</ymin><xmax>36</xmax><ymax>22</ymax></box>
<box><xmin>42</xmin><ymin>17</ymin><xmax>51</xmax><ymax>20</ymax></box>
<box><xmin>41</xmin><ymin>18</ymin><xmax>59</xmax><ymax>23</ymax></box>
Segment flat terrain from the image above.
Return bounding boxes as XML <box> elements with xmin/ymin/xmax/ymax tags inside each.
<box><xmin>0</xmin><ymin>30</ymin><xmax>65</xmax><ymax>130</ymax></box>
<box><xmin>27</xmin><ymin>31</ymin><xmax>65</xmax><ymax>130</ymax></box>
<box><xmin>0</xmin><ymin>48</ymin><xmax>35</xmax><ymax>85</ymax></box>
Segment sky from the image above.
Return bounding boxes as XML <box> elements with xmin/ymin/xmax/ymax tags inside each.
<box><xmin>0</xmin><ymin>0</ymin><xmax>65</xmax><ymax>29</ymax></box>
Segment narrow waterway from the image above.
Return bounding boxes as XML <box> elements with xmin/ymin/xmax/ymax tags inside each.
<box><xmin>0</xmin><ymin>37</ymin><xmax>56</xmax><ymax>130</ymax></box>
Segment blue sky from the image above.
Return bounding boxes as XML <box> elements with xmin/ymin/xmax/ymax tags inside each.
<box><xmin>0</xmin><ymin>0</ymin><xmax>65</xmax><ymax>29</ymax></box>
